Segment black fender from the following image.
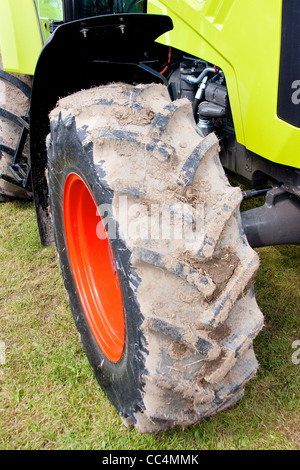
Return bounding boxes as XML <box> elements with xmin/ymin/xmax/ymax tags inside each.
<box><xmin>30</xmin><ymin>13</ymin><xmax>173</xmax><ymax>246</ymax></box>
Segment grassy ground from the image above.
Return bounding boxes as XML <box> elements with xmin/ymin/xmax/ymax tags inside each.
<box><xmin>0</xmin><ymin>200</ymin><xmax>299</xmax><ymax>450</ymax></box>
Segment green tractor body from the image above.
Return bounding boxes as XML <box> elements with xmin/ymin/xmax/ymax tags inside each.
<box><xmin>1</xmin><ymin>0</ymin><xmax>300</xmax><ymax>246</ymax></box>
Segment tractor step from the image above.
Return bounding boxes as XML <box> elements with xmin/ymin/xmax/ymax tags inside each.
<box><xmin>9</xmin><ymin>163</ymin><xmax>29</xmax><ymax>186</ymax></box>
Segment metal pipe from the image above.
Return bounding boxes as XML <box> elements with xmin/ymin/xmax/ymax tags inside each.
<box><xmin>241</xmin><ymin>188</ymin><xmax>300</xmax><ymax>247</ymax></box>
<box><xmin>242</xmin><ymin>187</ymin><xmax>274</xmax><ymax>200</ymax></box>
<box><xmin>185</xmin><ymin>67</ymin><xmax>216</xmax><ymax>85</ymax></box>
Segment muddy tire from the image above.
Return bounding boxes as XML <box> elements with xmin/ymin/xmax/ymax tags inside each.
<box><xmin>0</xmin><ymin>54</ymin><xmax>32</xmax><ymax>201</ymax></box>
<box><xmin>47</xmin><ymin>83</ymin><xmax>264</xmax><ymax>433</ymax></box>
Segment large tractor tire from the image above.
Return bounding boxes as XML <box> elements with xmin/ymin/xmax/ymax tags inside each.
<box><xmin>47</xmin><ymin>83</ymin><xmax>264</xmax><ymax>433</ymax></box>
<box><xmin>0</xmin><ymin>54</ymin><xmax>32</xmax><ymax>201</ymax></box>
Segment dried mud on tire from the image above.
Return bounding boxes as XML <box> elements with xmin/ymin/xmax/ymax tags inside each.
<box><xmin>0</xmin><ymin>53</ymin><xmax>32</xmax><ymax>201</ymax></box>
<box><xmin>47</xmin><ymin>83</ymin><xmax>264</xmax><ymax>433</ymax></box>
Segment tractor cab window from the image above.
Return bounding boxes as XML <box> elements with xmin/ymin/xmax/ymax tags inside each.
<box><xmin>64</xmin><ymin>0</ymin><xmax>147</xmax><ymax>22</ymax></box>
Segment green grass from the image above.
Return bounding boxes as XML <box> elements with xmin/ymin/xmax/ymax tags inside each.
<box><xmin>0</xmin><ymin>201</ymin><xmax>299</xmax><ymax>450</ymax></box>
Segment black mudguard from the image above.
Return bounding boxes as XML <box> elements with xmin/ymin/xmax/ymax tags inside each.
<box><xmin>30</xmin><ymin>13</ymin><xmax>173</xmax><ymax>246</ymax></box>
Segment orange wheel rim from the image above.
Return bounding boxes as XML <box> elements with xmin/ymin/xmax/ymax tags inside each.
<box><xmin>63</xmin><ymin>173</ymin><xmax>125</xmax><ymax>362</ymax></box>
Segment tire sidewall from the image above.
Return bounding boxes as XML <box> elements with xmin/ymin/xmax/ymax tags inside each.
<box><xmin>47</xmin><ymin>117</ymin><xmax>145</xmax><ymax>420</ymax></box>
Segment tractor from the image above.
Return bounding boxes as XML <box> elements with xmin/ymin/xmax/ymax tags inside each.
<box><xmin>0</xmin><ymin>0</ymin><xmax>299</xmax><ymax>433</ymax></box>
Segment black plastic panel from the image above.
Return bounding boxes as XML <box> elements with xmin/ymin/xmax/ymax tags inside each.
<box><xmin>30</xmin><ymin>13</ymin><xmax>172</xmax><ymax>246</ymax></box>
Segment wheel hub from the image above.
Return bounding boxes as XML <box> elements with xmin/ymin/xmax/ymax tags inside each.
<box><xmin>63</xmin><ymin>172</ymin><xmax>125</xmax><ymax>362</ymax></box>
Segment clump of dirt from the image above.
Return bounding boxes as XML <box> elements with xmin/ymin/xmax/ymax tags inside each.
<box><xmin>166</xmin><ymin>180</ymin><xmax>218</xmax><ymax>209</ymax></box>
<box><xmin>113</xmin><ymin>105</ymin><xmax>155</xmax><ymax>125</ymax></box>
<box><xmin>196</xmin><ymin>350</ymin><xmax>227</xmax><ymax>383</ymax></box>
<box><xmin>179</xmin><ymin>248</ymin><xmax>240</xmax><ymax>300</ymax></box>
<box><xmin>168</xmin><ymin>340</ymin><xmax>191</xmax><ymax>360</ymax></box>
<box><xmin>166</xmin><ymin>185</ymin><xmax>201</xmax><ymax>207</ymax></box>
<box><xmin>208</xmin><ymin>323</ymin><xmax>232</xmax><ymax>341</ymax></box>
<box><xmin>194</xmin><ymin>322</ymin><xmax>232</xmax><ymax>342</ymax></box>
